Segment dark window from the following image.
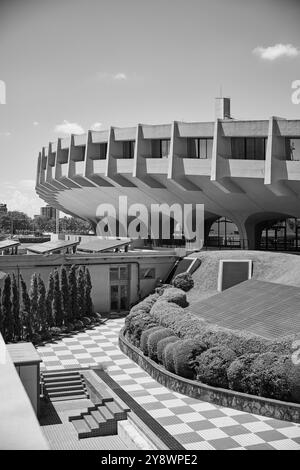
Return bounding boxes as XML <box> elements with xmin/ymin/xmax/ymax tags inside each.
<box><xmin>231</xmin><ymin>137</ymin><xmax>267</xmax><ymax>160</ymax></box>
<box><xmin>99</xmin><ymin>143</ymin><xmax>108</xmax><ymax>159</ymax></box>
<box><xmin>123</xmin><ymin>141</ymin><xmax>135</xmax><ymax>159</ymax></box>
<box><xmin>286</xmin><ymin>138</ymin><xmax>300</xmax><ymax>161</ymax></box>
<box><xmin>187</xmin><ymin>138</ymin><xmax>213</xmax><ymax>158</ymax></box>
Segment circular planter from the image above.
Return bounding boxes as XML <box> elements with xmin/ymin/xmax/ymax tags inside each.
<box><xmin>119</xmin><ymin>327</ymin><xmax>300</xmax><ymax>423</ymax></box>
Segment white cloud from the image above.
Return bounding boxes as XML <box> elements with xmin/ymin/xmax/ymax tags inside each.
<box><xmin>0</xmin><ymin>131</ymin><xmax>11</xmax><ymax>137</ymax></box>
<box><xmin>94</xmin><ymin>72</ymin><xmax>128</xmax><ymax>81</ymax></box>
<box><xmin>0</xmin><ymin>180</ymin><xmax>43</xmax><ymax>217</ymax></box>
<box><xmin>253</xmin><ymin>43</ymin><xmax>299</xmax><ymax>61</ymax></box>
<box><xmin>54</xmin><ymin>120</ymin><xmax>85</xmax><ymax>136</ymax></box>
<box><xmin>90</xmin><ymin>122</ymin><xmax>102</xmax><ymax>131</ymax></box>
<box><xmin>113</xmin><ymin>72</ymin><xmax>127</xmax><ymax>80</ymax></box>
<box><xmin>33</xmin><ymin>121</ymin><xmax>39</xmax><ymax>126</ymax></box>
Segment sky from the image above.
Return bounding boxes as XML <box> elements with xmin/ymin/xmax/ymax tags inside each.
<box><xmin>0</xmin><ymin>0</ymin><xmax>299</xmax><ymax>216</ymax></box>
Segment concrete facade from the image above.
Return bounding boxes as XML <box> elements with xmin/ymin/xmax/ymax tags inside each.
<box><xmin>35</xmin><ymin>100</ymin><xmax>300</xmax><ymax>249</ymax></box>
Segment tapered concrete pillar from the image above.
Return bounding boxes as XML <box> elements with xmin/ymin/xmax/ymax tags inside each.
<box><xmin>168</xmin><ymin>121</ymin><xmax>200</xmax><ymax>191</ymax></box>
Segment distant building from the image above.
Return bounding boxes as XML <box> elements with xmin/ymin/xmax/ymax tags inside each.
<box><xmin>40</xmin><ymin>205</ymin><xmax>57</xmax><ymax>220</ymax></box>
<box><xmin>0</xmin><ymin>203</ymin><xmax>7</xmax><ymax>215</ymax></box>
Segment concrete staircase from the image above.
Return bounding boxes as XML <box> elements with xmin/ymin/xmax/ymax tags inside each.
<box><xmin>41</xmin><ymin>370</ymin><xmax>89</xmax><ymax>402</ymax></box>
<box><xmin>69</xmin><ymin>400</ymin><xmax>131</xmax><ymax>439</ymax></box>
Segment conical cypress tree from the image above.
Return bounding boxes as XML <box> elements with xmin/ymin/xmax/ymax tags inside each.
<box><xmin>29</xmin><ymin>273</ymin><xmax>39</xmax><ymax>333</ymax></box>
<box><xmin>52</xmin><ymin>269</ymin><xmax>63</xmax><ymax>326</ymax></box>
<box><xmin>68</xmin><ymin>265</ymin><xmax>78</xmax><ymax>321</ymax></box>
<box><xmin>46</xmin><ymin>272</ymin><xmax>55</xmax><ymax>327</ymax></box>
<box><xmin>84</xmin><ymin>267</ymin><xmax>94</xmax><ymax>316</ymax></box>
<box><xmin>77</xmin><ymin>267</ymin><xmax>85</xmax><ymax>319</ymax></box>
<box><xmin>2</xmin><ymin>275</ymin><xmax>13</xmax><ymax>342</ymax></box>
<box><xmin>0</xmin><ymin>287</ymin><xmax>3</xmax><ymax>336</ymax></box>
<box><xmin>12</xmin><ymin>273</ymin><xmax>21</xmax><ymax>341</ymax></box>
<box><xmin>37</xmin><ymin>275</ymin><xmax>47</xmax><ymax>333</ymax></box>
<box><xmin>20</xmin><ymin>275</ymin><xmax>32</xmax><ymax>341</ymax></box>
<box><xmin>60</xmin><ymin>267</ymin><xmax>70</xmax><ymax>323</ymax></box>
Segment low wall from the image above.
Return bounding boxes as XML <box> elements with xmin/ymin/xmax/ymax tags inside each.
<box><xmin>119</xmin><ymin>328</ymin><xmax>300</xmax><ymax>423</ymax></box>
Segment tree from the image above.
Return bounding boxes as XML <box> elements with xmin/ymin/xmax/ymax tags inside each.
<box><xmin>20</xmin><ymin>275</ymin><xmax>32</xmax><ymax>340</ymax></box>
<box><xmin>0</xmin><ymin>287</ymin><xmax>3</xmax><ymax>336</ymax></box>
<box><xmin>84</xmin><ymin>267</ymin><xmax>94</xmax><ymax>316</ymax></box>
<box><xmin>68</xmin><ymin>265</ymin><xmax>78</xmax><ymax>320</ymax></box>
<box><xmin>77</xmin><ymin>267</ymin><xmax>85</xmax><ymax>319</ymax></box>
<box><xmin>29</xmin><ymin>273</ymin><xmax>39</xmax><ymax>333</ymax></box>
<box><xmin>12</xmin><ymin>273</ymin><xmax>21</xmax><ymax>341</ymax></box>
<box><xmin>60</xmin><ymin>267</ymin><xmax>70</xmax><ymax>323</ymax></box>
<box><xmin>52</xmin><ymin>269</ymin><xmax>63</xmax><ymax>326</ymax></box>
<box><xmin>46</xmin><ymin>272</ymin><xmax>55</xmax><ymax>327</ymax></box>
<box><xmin>37</xmin><ymin>275</ymin><xmax>47</xmax><ymax>333</ymax></box>
<box><xmin>2</xmin><ymin>275</ymin><xmax>13</xmax><ymax>342</ymax></box>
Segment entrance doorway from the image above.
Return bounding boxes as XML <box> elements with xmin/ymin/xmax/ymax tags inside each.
<box><xmin>110</xmin><ymin>266</ymin><xmax>130</xmax><ymax>312</ymax></box>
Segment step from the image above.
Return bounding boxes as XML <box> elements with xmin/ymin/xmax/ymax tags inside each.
<box><xmin>72</xmin><ymin>419</ymin><xmax>91</xmax><ymax>438</ymax></box>
<box><xmin>105</xmin><ymin>401</ymin><xmax>128</xmax><ymax>421</ymax></box>
<box><xmin>46</xmin><ymin>384</ymin><xmax>85</xmax><ymax>394</ymax></box>
<box><xmin>42</xmin><ymin>370</ymin><xmax>81</xmax><ymax>377</ymax></box>
<box><xmin>83</xmin><ymin>414</ymin><xmax>99</xmax><ymax>431</ymax></box>
<box><xmin>87</xmin><ymin>397</ymin><xmax>114</xmax><ymax>410</ymax></box>
<box><xmin>50</xmin><ymin>393</ymin><xmax>89</xmax><ymax>402</ymax></box>
<box><xmin>90</xmin><ymin>410</ymin><xmax>106</xmax><ymax>424</ymax></box>
<box><xmin>96</xmin><ymin>405</ymin><xmax>115</xmax><ymax>422</ymax></box>
<box><xmin>44</xmin><ymin>379</ymin><xmax>83</xmax><ymax>388</ymax></box>
<box><xmin>43</xmin><ymin>374</ymin><xmax>81</xmax><ymax>383</ymax></box>
<box><xmin>47</xmin><ymin>389</ymin><xmax>87</xmax><ymax>398</ymax></box>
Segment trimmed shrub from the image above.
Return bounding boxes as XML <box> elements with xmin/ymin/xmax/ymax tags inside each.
<box><xmin>157</xmin><ymin>336</ymin><xmax>179</xmax><ymax>363</ymax></box>
<box><xmin>150</xmin><ymin>300</ymin><xmax>184</xmax><ymax>327</ymax></box>
<box><xmin>147</xmin><ymin>328</ymin><xmax>173</xmax><ymax>361</ymax></box>
<box><xmin>162</xmin><ymin>340</ymin><xmax>181</xmax><ymax>373</ymax></box>
<box><xmin>155</xmin><ymin>284</ymin><xmax>172</xmax><ymax>296</ymax></box>
<box><xmin>127</xmin><ymin>309</ymin><xmax>158</xmax><ymax>347</ymax></box>
<box><xmin>31</xmin><ymin>333</ymin><xmax>42</xmax><ymax>345</ymax></box>
<box><xmin>227</xmin><ymin>353</ymin><xmax>259</xmax><ymax>393</ymax></box>
<box><xmin>196</xmin><ymin>346</ymin><xmax>237</xmax><ymax>388</ymax></box>
<box><xmin>157</xmin><ymin>287</ymin><xmax>188</xmax><ymax>308</ymax></box>
<box><xmin>140</xmin><ymin>326</ymin><xmax>162</xmax><ymax>355</ymax></box>
<box><xmin>250</xmin><ymin>353</ymin><xmax>300</xmax><ymax>402</ymax></box>
<box><xmin>128</xmin><ymin>293</ymin><xmax>159</xmax><ymax>316</ymax></box>
<box><xmin>267</xmin><ymin>335</ymin><xmax>300</xmax><ymax>355</ymax></box>
<box><xmin>172</xmin><ymin>272</ymin><xmax>194</xmax><ymax>292</ymax></box>
<box><xmin>173</xmin><ymin>339</ymin><xmax>207</xmax><ymax>379</ymax></box>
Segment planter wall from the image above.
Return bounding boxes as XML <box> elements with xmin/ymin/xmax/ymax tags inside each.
<box><xmin>119</xmin><ymin>328</ymin><xmax>300</xmax><ymax>423</ymax></box>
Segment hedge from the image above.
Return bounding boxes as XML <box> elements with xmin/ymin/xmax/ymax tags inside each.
<box><xmin>127</xmin><ymin>311</ymin><xmax>159</xmax><ymax>347</ymax></box>
<box><xmin>150</xmin><ymin>301</ymin><xmax>185</xmax><ymax>328</ymax></box>
<box><xmin>140</xmin><ymin>326</ymin><xmax>162</xmax><ymax>356</ymax></box>
<box><xmin>157</xmin><ymin>287</ymin><xmax>188</xmax><ymax>308</ymax></box>
<box><xmin>147</xmin><ymin>328</ymin><xmax>174</xmax><ymax>361</ymax></box>
<box><xmin>162</xmin><ymin>340</ymin><xmax>181</xmax><ymax>373</ymax></box>
<box><xmin>157</xmin><ymin>336</ymin><xmax>179</xmax><ymax>364</ymax></box>
<box><xmin>227</xmin><ymin>353</ymin><xmax>259</xmax><ymax>393</ymax></box>
<box><xmin>173</xmin><ymin>339</ymin><xmax>207</xmax><ymax>379</ymax></box>
<box><xmin>196</xmin><ymin>346</ymin><xmax>237</xmax><ymax>388</ymax></box>
<box><xmin>172</xmin><ymin>272</ymin><xmax>194</xmax><ymax>292</ymax></box>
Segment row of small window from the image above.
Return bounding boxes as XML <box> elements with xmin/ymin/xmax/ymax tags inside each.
<box><xmin>97</xmin><ymin>137</ymin><xmax>300</xmax><ymax>161</ymax></box>
<box><xmin>109</xmin><ymin>266</ymin><xmax>156</xmax><ymax>281</ymax></box>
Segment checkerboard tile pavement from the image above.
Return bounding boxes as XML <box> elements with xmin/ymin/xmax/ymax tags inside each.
<box><xmin>37</xmin><ymin>318</ymin><xmax>300</xmax><ymax>450</ymax></box>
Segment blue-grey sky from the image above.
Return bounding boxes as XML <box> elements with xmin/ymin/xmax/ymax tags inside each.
<box><xmin>0</xmin><ymin>0</ymin><xmax>299</xmax><ymax>215</ymax></box>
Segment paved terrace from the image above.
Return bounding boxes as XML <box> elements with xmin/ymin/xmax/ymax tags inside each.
<box><xmin>37</xmin><ymin>319</ymin><xmax>300</xmax><ymax>450</ymax></box>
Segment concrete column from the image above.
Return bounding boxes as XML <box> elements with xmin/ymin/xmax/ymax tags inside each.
<box><xmin>168</xmin><ymin>121</ymin><xmax>200</xmax><ymax>191</ymax></box>
<box><xmin>105</xmin><ymin>126</ymin><xmax>132</xmax><ymax>186</ymax></box>
<box><xmin>264</xmin><ymin>116</ymin><xmax>295</xmax><ymax>196</ymax></box>
<box><xmin>211</xmin><ymin>120</ymin><xmax>243</xmax><ymax>194</ymax></box>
